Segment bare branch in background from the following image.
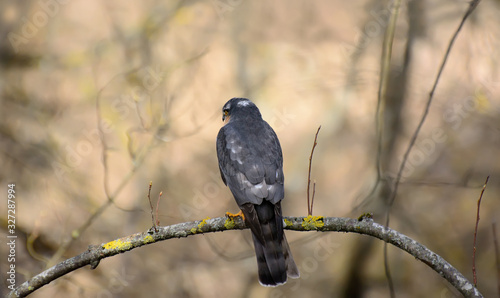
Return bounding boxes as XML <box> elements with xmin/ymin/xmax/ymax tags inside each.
<box><xmin>379</xmin><ymin>1</ymin><xmax>402</xmax><ymax>295</ymax></box>
<box><xmin>386</xmin><ymin>0</ymin><xmax>482</xmax><ymax>216</ymax></box>
<box><xmin>42</xmin><ymin>44</ymin><xmax>210</xmax><ymax>269</ymax></box>
<box><xmin>473</xmin><ymin>176</ymin><xmax>489</xmax><ymax>287</ymax></box>
<box><xmin>383</xmin><ymin>0</ymin><xmax>481</xmax><ymax>294</ymax></box>
<box><xmin>307</xmin><ymin>126</ymin><xmax>321</xmax><ymax>216</ymax></box>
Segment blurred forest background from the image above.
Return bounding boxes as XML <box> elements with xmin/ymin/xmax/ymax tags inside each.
<box><xmin>1</xmin><ymin>0</ymin><xmax>499</xmax><ymax>297</ymax></box>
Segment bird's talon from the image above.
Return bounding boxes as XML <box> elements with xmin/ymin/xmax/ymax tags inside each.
<box><xmin>226</xmin><ymin>210</ymin><xmax>245</xmax><ymax>220</ymax></box>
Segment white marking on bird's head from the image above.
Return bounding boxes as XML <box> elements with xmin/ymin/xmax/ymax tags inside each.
<box><xmin>237</xmin><ymin>100</ymin><xmax>251</xmax><ymax>107</ymax></box>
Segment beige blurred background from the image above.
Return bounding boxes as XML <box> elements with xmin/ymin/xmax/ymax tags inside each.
<box><xmin>1</xmin><ymin>0</ymin><xmax>499</xmax><ymax>297</ymax></box>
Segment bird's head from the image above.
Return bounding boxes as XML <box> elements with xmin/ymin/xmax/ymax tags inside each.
<box><xmin>221</xmin><ymin>98</ymin><xmax>262</xmax><ymax>124</ymax></box>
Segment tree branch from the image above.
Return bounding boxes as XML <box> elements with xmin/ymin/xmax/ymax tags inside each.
<box><xmin>9</xmin><ymin>216</ymin><xmax>482</xmax><ymax>298</ymax></box>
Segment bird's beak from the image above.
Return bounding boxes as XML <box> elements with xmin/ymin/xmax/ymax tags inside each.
<box><xmin>223</xmin><ymin>114</ymin><xmax>230</xmax><ymax>124</ymax></box>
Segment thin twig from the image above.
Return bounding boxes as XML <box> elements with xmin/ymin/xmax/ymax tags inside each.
<box><xmin>492</xmin><ymin>222</ymin><xmax>500</xmax><ymax>298</ymax></box>
<box><xmin>473</xmin><ymin>176</ymin><xmax>489</xmax><ymax>287</ymax></box>
<box><xmin>307</xmin><ymin>126</ymin><xmax>321</xmax><ymax>216</ymax></box>
<box><xmin>311</xmin><ymin>181</ymin><xmax>316</xmax><ymax>214</ymax></box>
<box><xmin>147</xmin><ymin>181</ymin><xmax>155</xmax><ymax>229</ymax></box>
<box><xmin>155</xmin><ymin>191</ymin><xmax>162</xmax><ymax>227</ymax></box>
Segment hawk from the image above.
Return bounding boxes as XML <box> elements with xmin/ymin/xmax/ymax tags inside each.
<box><xmin>216</xmin><ymin>97</ymin><xmax>299</xmax><ymax>286</ymax></box>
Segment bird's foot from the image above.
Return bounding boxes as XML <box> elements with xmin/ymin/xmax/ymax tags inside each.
<box><xmin>225</xmin><ymin>210</ymin><xmax>245</xmax><ymax>221</ymax></box>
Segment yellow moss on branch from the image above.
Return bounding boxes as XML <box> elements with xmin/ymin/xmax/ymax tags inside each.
<box><xmin>143</xmin><ymin>235</ymin><xmax>155</xmax><ymax>244</ymax></box>
<box><xmin>191</xmin><ymin>217</ymin><xmax>210</xmax><ymax>234</ymax></box>
<box><xmin>102</xmin><ymin>239</ymin><xmax>133</xmax><ymax>251</ymax></box>
<box><xmin>301</xmin><ymin>215</ymin><xmax>324</xmax><ymax>230</ymax></box>
<box><xmin>283</xmin><ymin>218</ymin><xmax>293</xmax><ymax>227</ymax></box>
<box><xmin>224</xmin><ymin>217</ymin><xmax>236</xmax><ymax>230</ymax></box>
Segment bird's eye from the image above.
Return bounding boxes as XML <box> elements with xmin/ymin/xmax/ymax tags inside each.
<box><xmin>223</xmin><ymin>110</ymin><xmax>229</xmax><ymax>116</ymax></box>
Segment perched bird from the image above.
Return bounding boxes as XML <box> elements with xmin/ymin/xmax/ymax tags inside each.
<box><xmin>216</xmin><ymin>97</ymin><xmax>299</xmax><ymax>286</ymax></box>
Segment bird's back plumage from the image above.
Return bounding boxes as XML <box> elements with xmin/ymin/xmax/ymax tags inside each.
<box><xmin>216</xmin><ymin>98</ymin><xmax>299</xmax><ymax>286</ymax></box>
